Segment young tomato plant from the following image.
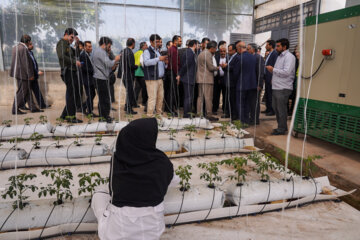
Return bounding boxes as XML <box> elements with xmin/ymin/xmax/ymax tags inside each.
<box><xmin>303</xmin><ymin>155</ymin><xmax>321</xmax><ymax>179</ymax></box>
<box><xmin>220</xmin><ymin>121</ymin><xmax>230</xmax><ymax>138</ymax></box>
<box><xmin>197</xmin><ymin>161</ymin><xmax>222</xmax><ymax>188</ymax></box>
<box><xmin>2</xmin><ymin>120</ymin><xmax>12</xmax><ymax>127</ymax></box>
<box><xmin>73</xmin><ymin>134</ymin><xmax>82</xmax><ymax>146</ymax></box>
<box><xmin>249</xmin><ymin>152</ymin><xmax>274</xmax><ymax>182</ymax></box>
<box><xmin>30</xmin><ymin>132</ymin><xmax>43</xmax><ymax>149</ymax></box>
<box><xmin>38</xmin><ymin>168</ymin><xmax>73</xmax><ymax>205</ymax></box>
<box><xmin>56</xmin><ymin>117</ymin><xmax>64</xmax><ymax>126</ymax></box>
<box><xmin>95</xmin><ymin>134</ymin><xmax>103</xmax><ymax>145</ymax></box>
<box><xmin>39</xmin><ymin>115</ymin><xmax>48</xmax><ymax>124</ymax></box>
<box><xmin>23</xmin><ymin>117</ymin><xmax>33</xmax><ymax>125</ymax></box>
<box><xmin>184</xmin><ymin>124</ymin><xmax>197</xmax><ymax>141</ymax></box>
<box><xmin>175</xmin><ymin>165</ymin><xmax>192</xmax><ymax>191</ymax></box>
<box><xmin>86</xmin><ymin>114</ymin><xmax>94</xmax><ymax>124</ymax></box>
<box><xmin>78</xmin><ymin>172</ymin><xmax>109</xmax><ymax>199</ymax></box>
<box><xmin>54</xmin><ymin>136</ymin><xmax>63</xmax><ymax>148</ymax></box>
<box><xmin>2</xmin><ymin>173</ymin><xmax>38</xmax><ymax>210</ymax></box>
<box><xmin>205</xmin><ymin>130</ymin><xmax>212</xmax><ymax>139</ymax></box>
<box><xmin>221</xmin><ymin>157</ymin><xmax>248</xmax><ymax>186</ymax></box>
<box><xmin>168</xmin><ymin>128</ymin><xmax>177</xmax><ymax>140</ymax></box>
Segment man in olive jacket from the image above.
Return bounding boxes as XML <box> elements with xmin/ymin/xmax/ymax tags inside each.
<box><xmin>56</xmin><ymin>28</ymin><xmax>83</xmax><ymax>123</ymax></box>
<box><xmin>10</xmin><ymin>34</ymin><xmax>35</xmax><ymax>115</ymax></box>
<box><xmin>196</xmin><ymin>40</ymin><xmax>219</xmax><ymax>121</ymax></box>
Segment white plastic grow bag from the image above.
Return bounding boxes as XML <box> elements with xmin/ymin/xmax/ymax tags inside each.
<box><xmin>163</xmin><ymin>186</ymin><xmax>225</xmax><ymax>215</ymax></box>
<box><xmin>182</xmin><ymin>137</ymin><xmax>255</xmax><ymax>155</ymax></box>
<box><xmin>0</xmin><ymin>123</ymin><xmax>52</xmax><ymax>140</ymax></box>
<box><xmin>0</xmin><ymin>177</ymin><xmax>355</xmax><ymax>239</ymax></box>
<box><xmin>0</xmin><ymin>148</ymin><xmax>27</xmax><ymax>162</ymax></box>
<box><xmin>226</xmin><ymin>177</ymin><xmax>324</xmax><ymax>206</ymax></box>
<box><xmin>52</xmin><ymin>122</ymin><xmax>108</xmax><ymax>137</ymax></box>
<box><xmin>111</xmin><ymin>121</ymin><xmax>129</xmax><ymax>132</ymax></box>
<box><xmin>156</xmin><ymin>139</ymin><xmax>180</xmax><ymax>153</ymax></box>
<box><xmin>159</xmin><ymin>117</ymin><xmax>213</xmax><ymax>131</ymax></box>
<box><xmin>27</xmin><ymin>143</ymin><xmax>109</xmax><ymax>160</ymax></box>
<box><xmin>0</xmin><ymin>197</ymin><xmax>95</xmax><ymax>232</ymax></box>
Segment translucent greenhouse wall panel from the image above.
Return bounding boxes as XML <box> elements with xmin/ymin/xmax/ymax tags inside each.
<box><xmin>98</xmin><ymin>5</ymin><xmax>180</xmax><ymax>54</ymax></box>
<box><xmin>0</xmin><ymin>0</ymin><xmax>97</xmax><ymax>69</ymax></box>
<box><xmin>183</xmin><ymin>0</ymin><xmax>253</xmax><ymax>44</ymax></box>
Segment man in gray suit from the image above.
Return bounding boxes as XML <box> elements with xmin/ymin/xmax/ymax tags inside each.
<box><xmin>10</xmin><ymin>34</ymin><xmax>37</xmax><ymax>115</ymax></box>
<box><xmin>196</xmin><ymin>40</ymin><xmax>219</xmax><ymax>121</ymax></box>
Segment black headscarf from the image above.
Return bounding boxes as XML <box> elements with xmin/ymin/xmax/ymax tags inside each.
<box><xmin>110</xmin><ymin>118</ymin><xmax>174</xmax><ymax>208</ymax></box>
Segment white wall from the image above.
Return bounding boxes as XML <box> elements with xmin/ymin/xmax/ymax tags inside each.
<box><xmin>254</xmin><ymin>31</ymin><xmax>272</xmax><ymax>56</ymax></box>
<box><xmin>320</xmin><ymin>0</ymin><xmax>347</xmax><ymax>14</ymax></box>
<box><xmin>255</xmin><ymin>0</ymin><xmax>312</xmax><ymax>19</ymax></box>
<box><xmin>255</xmin><ymin>0</ymin><xmax>347</xmax><ymax>19</ymax></box>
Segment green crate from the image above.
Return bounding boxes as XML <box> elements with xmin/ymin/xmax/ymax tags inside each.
<box><xmin>294</xmin><ymin>98</ymin><xmax>360</xmax><ymax>152</ymax></box>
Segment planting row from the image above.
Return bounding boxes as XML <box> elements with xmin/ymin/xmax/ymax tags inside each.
<box><xmin>0</xmin><ymin>115</ymin><xmax>216</xmax><ymax>139</ymax></box>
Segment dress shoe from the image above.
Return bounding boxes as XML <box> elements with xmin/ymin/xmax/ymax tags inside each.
<box><xmin>12</xmin><ymin>109</ymin><xmax>26</xmax><ymax>115</ymax></box>
<box><xmin>265</xmin><ymin>111</ymin><xmax>275</xmax><ymax>116</ymax></box>
<box><xmin>111</xmin><ymin>107</ymin><xmax>117</xmax><ymax>111</ymax></box>
<box><xmin>106</xmin><ymin>117</ymin><xmax>114</xmax><ymax>123</ymax></box>
<box><xmin>271</xmin><ymin>130</ymin><xmax>286</xmax><ymax>135</ymax></box>
<box><xmin>68</xmin><ymin>118</ymin><xmax>83</xmax><ymax>123</ymax></box>
<box><xmin>19</xmin><ymin>106</ymin><xmax>30</xmax><ymax>111</ymax></box>
<box><xmin>31</xmin><ymin>109</ymin><xmax>44</xmax><ymax>113</ymax></box>
<box><xmin>126</xmin><ymin>110</ymin><xmax>137</xmax><ymax>115</ymax></box>
<box><xmin>207</xmin><ymin>116</ymin><xmax>219</xmax><ymax>122</ymax></box>
<box><xmin>144</xmin><ymin>106</ymin><xmax>147</xmax><ymax>113</ymax></box>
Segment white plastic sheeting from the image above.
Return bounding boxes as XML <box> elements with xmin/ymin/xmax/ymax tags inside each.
<box><xmin>164</xmin><ymin>186</ymin><xmax>225</xmax><ymax>215</ymax></box>
<box><xmin>0</xmin><ymin>123</ymin><xmax>52</xmax><ymax>139</ymax></box>
<box><xmin>0</xmin><ymin>177</ymin><xmax>355</xmax><ymax>239</ymax></box>
<box><xmin>0</xmin><ymin>197</ymin><xmax>95</xmax><ymax>232</ymax></box>
<box><xmin>159</xmin><ymin>118</ymin><xmax>213</xmax><ymax>131</ymax></box>
<box><xmin>226</xmin><ymin>177</ymin><xmax>323</xmax><ymax>206</ymax></box>
<box><xmin>27</xmin><ymin>143</ymin><xmax>109</xmax><ymax>160</ymax></box>
<box><xmin>112</xmin><ymin>122</ymin><xmax>129</xmax><ymax>132</ymax></box>
<box><xmin>52</xmin><ymin>122</ymin><xmax>109</xmax><ymax>137</ymax></box>
<box><xmin>0</xmin><ymin>148</ymin><xmax>27</xmax><ymax>162</ymax></box>
<box><xmin>182</xmin><ymin>137</ymin><xmax>249</xmax><ymax>154</ymax></box>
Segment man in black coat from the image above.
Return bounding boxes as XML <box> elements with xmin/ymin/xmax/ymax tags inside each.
<box><xmin>220</xmin><ymin>44</ymin><xmax>238</xmax><ymax>120</ymax></box>
<box><xmin>80</xmin><ymin>41</ymin><xmax>97</xmax><ymax>116</ymax></box>
<box><xmin>118</xmin><ymin>38</ymin><xmax>138</xmax><ymax>114</ymax></box>
<box><xmin>177</xmin><ymin>40</ymin><xmax>197</xmax><ymax>118</ymax></box>
<box><xmin>263</xmin><ymin>39</ymin><xmax>278</xmax><ymax>116</ymax></box>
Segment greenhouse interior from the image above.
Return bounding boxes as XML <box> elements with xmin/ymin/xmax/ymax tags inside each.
<box><xmin>0</xmin><ymin>0</ymin><xmax>359</xmax><ymax>239</ymax></box>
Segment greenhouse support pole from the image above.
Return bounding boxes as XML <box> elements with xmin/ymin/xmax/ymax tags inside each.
<box><xmin>180</xmin><ymin>0</ymin><xmax>184</xmax><ymax>37</ymax></box>
<box><xmin>95</xmin><ymin>0</ymin><xmax>99</xmax><ymax>43</ymax></box>
<box><xmin>0</xmin><ymin>36</ymin><xmax>4</xmax><ymax>71</ymax></box>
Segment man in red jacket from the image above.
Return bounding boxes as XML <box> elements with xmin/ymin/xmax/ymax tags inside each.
<box><xmin>164</xmin><ymin>35</ymin><xmax>182</xmax><ymax>116</ymax></box>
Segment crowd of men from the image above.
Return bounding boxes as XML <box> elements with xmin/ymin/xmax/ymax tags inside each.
<box><xmin>10</xmin><ymin>27</ymin><xmax>298</xmax><ymax>135</ymax></box>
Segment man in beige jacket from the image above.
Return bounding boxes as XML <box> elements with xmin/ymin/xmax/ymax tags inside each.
<box><xmin>196</xmin><ymin>41</ymin><xmax>219</xmax><ymax>121</ymax></box>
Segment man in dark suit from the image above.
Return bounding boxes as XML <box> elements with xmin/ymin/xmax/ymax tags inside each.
<box><xmin>247</xmin><ymin>43</ymin><xmax>265</xmax><ymax>125</ymax></box>
<box><xmin>118</xmin><ymin>38</ymin><xmax>138</xmax><ymax>114</ymax></box>
<box><xmin>263</xmin><ymin>39</ymin><xmax>278</xmax><ymax>116</ymax></box>
<box><xmin>236</xmin><ymin>41</ymin><xmax>257</xmax><ymax>124</ymax></box>
<box><xmin>10</xmin><ymin>34</ymin><xmax>37</xmax><ymax>115</ymax></box>
<box><xmin>177</xmin><ymin>40</ymin><xmax>197</xmax><ymax>118</ymax></box>
<box><xmin>221</xmin><ymin>44</ymin><xmax>238</xmax><ymax>120</ymax></box>
<box><xmin>213</xmin><ymin>44</ymin><xmax>228</xmax><ymax>115</ymax></box>
<box><xmin>80</xmin><ymin>41</ymin><xmax>97</xmax><ymax>116</ymax></box>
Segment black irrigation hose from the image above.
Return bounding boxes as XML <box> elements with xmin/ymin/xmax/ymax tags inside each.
<box><xmin>301</xmin><ymin>58</ymin><xmax>325</xmax><ymax>80</ymax></box>
<box><xmin>258</xmin><ymin>180</ymin><xmax>271</xmax><ymax>214</ymax></box>
<box><xmin>203</xmin><ymin>186</ymin><xmax>216</xmax><ymax>221</ymax></box>
<box><xmin>72</xmin><ymin>202</ymin><xmax>91</xmax><ymax>233</ymax></box>
<box><xmin>0</xmin><ymin>207</ymin><xmax>16</xmax><ymax>231</ymax></box>
<box><xmin>0</xmin><ymin>126</ymin><xmax>7</xmax><ymax>140</ymax></box>
<box><xmin>310</xmin><ymin>176</ymin><xmax>318</xmax><ymax>202</ymax></box>
<box><xmin>24</xmin><ymin>145</ymin><xmax>35</xmax><ymax>167</ymax></box>
<box><xmin>44</xmin><ymin>143</ymin><xmax>57</xmax><ymax>166</ymax></box>
<box><xmin>19</xmin><ymin>124</ymin><xmax>27</xmax><ymax>138</ymax></box>
<box><xmin>235</xmin><ymin>184</ymin><xmax>243</xmax><ymax>217</ymax></box>
<box><xmin>65</xmin><ymin>142</ymin><xmax>74</xmax><ymax>165</ymax></box>
<box><xmin>39</xmin><ymin>204</ymin><xmax>56</xmax><ymax>239</ymax></box>
<box><xmin>285</xmin><ymin>176</ymin><xmax>295</xmax><ymax>209</ymax></box>
<box><xmin>0</xmin><ymin>145</ymin><xmax>16</xmax><ymax>169</ymax></box>
<box><xmin>89</xmin><ymin>144</ymin><xmax>97</xmax><ymax>164</ymax></box>
<box><xmin>170</xmin><ymin>189</ymin><xmax>186</xmax><ymax>227</ymax></box>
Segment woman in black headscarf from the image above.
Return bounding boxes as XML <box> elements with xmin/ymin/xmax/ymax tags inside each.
<box><xmin>92</xmin><ymin>118</ymin><xmax>174</xmax><ymax>240</ymax></box>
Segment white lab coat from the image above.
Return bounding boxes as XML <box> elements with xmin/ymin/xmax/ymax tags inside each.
<box><xmin>92</xmin><ymin>175</ymin><xmax>179</xmax><ymax>240</ymax></box>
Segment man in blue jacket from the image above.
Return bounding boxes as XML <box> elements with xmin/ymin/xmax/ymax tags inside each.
<box><xmin>177</xmin><ymin>40</ymin><xmax>197</xmax><ymax>118</ymax></box>
<box><xmin>263</xmin><ymin>40</ymin><xmax>278</xmax><ymax>116</ymax></box>
<box><xmin>236</xmin><ymin>41</ymin><xmax>257</xmax><ymax>124</ymax></box>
